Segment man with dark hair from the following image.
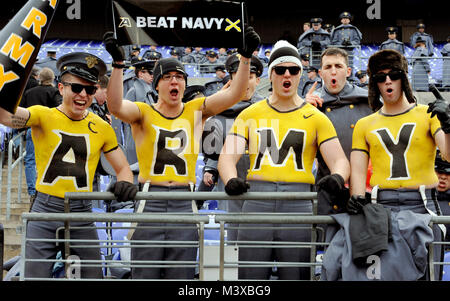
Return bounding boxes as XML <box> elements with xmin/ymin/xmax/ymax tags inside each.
<box><xmin>103</xmin><ymin>27</ymin><xmax>261</xmax><ymax>279</ymax></box>
<box><xmin>0</xmin><ymin>52</ymin><xmax>136</xmax><ymax>279</ymax></box>
<box><xmin>89</xmin><ymin>75</ymin><xmax>111</xmax><ymax>123</ymax></box>
<box><xmin>343</xmin><ymin>49</ymin><xmax>449</xmax><ymax>280</ymax></box>
<box><xmin>306</xmin><ymin>47</ymin><xmax>372</xmax><ymax>216</ymax></box>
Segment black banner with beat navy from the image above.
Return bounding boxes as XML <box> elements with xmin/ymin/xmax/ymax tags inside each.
<box><xmin>112</xmin><ymin>0</ymin><xmax>245</xmax><ymax>48</ymax></box>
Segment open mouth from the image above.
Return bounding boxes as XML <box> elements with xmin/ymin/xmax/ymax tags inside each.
<box><xmin>331</xmin><ymin>79</ymin><xmax>337</xmax><ymax>85</ymax></box>
<box><xmin>170</xmin><ymin>88</ymin><xmax>179</xmax><ymax>97</ymax></box>
<box><xmin>386</xmin><ymin>88</ymin><xmax>393</xmax><ymax>94</ymax></box>
<box><xmin>283</xmin><ymin>81</ymin><xmax>291</xmax><ymax>89</ymax></box>
<box><xmin>74</xmin><ymin>100</ymin><xmax>86</xmax><ymax>107</ymax></box>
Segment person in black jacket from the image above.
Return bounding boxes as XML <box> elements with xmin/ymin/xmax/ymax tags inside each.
<box><xmin>20</xmin><ymin>67</ymin><xmax>62</xmax><ymax>203</ymax></box>
<box><xmin>200</xmin><ymin>54</ymin><xmax>264</xmax><ymax>240</ymax></box>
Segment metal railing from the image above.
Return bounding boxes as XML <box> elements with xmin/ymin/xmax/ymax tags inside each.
<box><xmin>1</xmin><ymin>131</ymin><xmax>26</xmax><ymax>220</ymax></box>
<box><xmin>17</xmin><ymin>191</ymin><xmax>450</xmax><ymax>281</ymax></box>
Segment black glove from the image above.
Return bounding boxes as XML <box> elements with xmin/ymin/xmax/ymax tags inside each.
<box><xmin>316</xmin><ymin>174</ymin><xmax>348</xmax><ymax>211</ymax></box>
<box><xmin>316</xmin><ymin>174</ymin><xmax>345</xmax><ymax>195</ymax></box>
<box><xmin>238</xmin><ymin>26</ymin><xmax>261</xmax><ymax>59</ymax></box>
<box><xmin>108</xmin><ymin>181</ymin><xmax>137</xmax><ymax>202</ymax></box>
<box><xmin>311</xmin><ymin>40</ymin><xmax>321</xmax><ymax>51</ymax></box>
<box><xmin>347</xmin><ymin>194</ymin><xmax>369</xmax><ymax>215</ymax></box>
<box><xmin>427</xmin><ymin>97</ymin><xmax>450</xmax><ymax>133</ymax></box>
<box><xmin>224</xmin><ymin>177</ymin><xmax>250</xmax><ymax>195</ymax></box>
<box><xmin>103</xmin><ymin>31</ymin><xmax>125</xmax><ymax>62</ymax></box>
<box><xmin>342</xmin><ymin>38</ymin><xmax>352</xmax><ymax>46</ymax></box>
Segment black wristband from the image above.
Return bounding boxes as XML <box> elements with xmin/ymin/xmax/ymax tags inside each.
<box><xmin>112</xmin><ymin>63</ymin><xmax>126</xmax><ymax>69</ymax></box>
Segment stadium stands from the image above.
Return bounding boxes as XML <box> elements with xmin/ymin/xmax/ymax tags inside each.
<box><xmin>36</xmin><ymin>40</ymin><xmax>448</xmax><ymax>88</ymax></box>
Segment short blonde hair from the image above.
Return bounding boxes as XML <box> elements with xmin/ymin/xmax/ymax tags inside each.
<box><xmin>38</xmin><ymin>67</ymin><xmax>55</xmax><ymax>86</ymax></box>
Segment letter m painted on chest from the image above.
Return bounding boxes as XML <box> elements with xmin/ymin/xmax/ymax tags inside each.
<box><xmin>253</xmin><ymin>128</ymin><xmax>306</xmax><ymax>171</ymax></box>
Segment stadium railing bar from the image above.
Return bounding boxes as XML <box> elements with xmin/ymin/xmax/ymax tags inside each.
<box><xmin>17</xmin><ymin>191</ymin><xmax>450</xmax><ymax>281</ymax></box>
<box><xmin>0</xmin><ymin>130</ymin><xmax>26</xmax><ymax>220</ymax></box>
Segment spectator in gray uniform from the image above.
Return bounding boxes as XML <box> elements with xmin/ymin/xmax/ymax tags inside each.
<box><xmin>298</xmin><ymin>53</ymin><xmax>311</xmax><ymax>95</ymax></box>
<box><xmin>330</xmin><ymin>12</ymin><xmax>362</xmax><ymax>47</ymax></box>
<box><xmin>440</xmin><ymin>36</ymin><xmax>450</xmax><ymax>90</ymax></box>
<box><xmin>354</xmin><ymin>70</ymin><xmax>368</xmax><ymax>89</ymax></box>
<box><xmin>410</xmin><ymin>23</ymin><xmax>434</xmax><ymax>56</ymax></box>
<box><xmin>201</xmin><ymin>50</ymin><xmax>221</xmax><ymax>74</ymax></box>
<box><xmin>129</xmin><ymin>45</ymin><xmax>141</xmax><ymax>64</ymax></box>
<box><xmin>169</xmin><ymin>48</ymin><xmax>182</xmax><ymax>61</ymax></box>
<box><xmin>330</xmin><ymin>12</ymin><xmax>362</xmax><ymax>70</ymax></box>
<box><xmin>217</xmin><ymin>47</ymin><xmax>228</xmax><ymax>63</ymax></box>
<box><xmin>305</xmin><ymin>47</ymin><xmax>372</xmax><ymax>219</ymax></box>
<box><xmin>297</xmin><ymin>17</ymin><xmax>330</xmax><ymax>66</ymax></box>
<box><xmin>300</xmin><ymin>66</ymin><xmax>322</xmax><ymax>97</ymax></box>
<box><xmin>203</xmin><ymin>65</ymin><xmax>229</xmax><ymax>96</ymax></box>
<box><xmin>125</xmin><ymin>59</ymin><xmax>157</xmax><ymax>104</ymax></box>
<box><xmin>201</xmin><ymin>53</ymin><xmax>264</xmax><ymax>241</ymax></box>
<box><xmin>379</xmin><ymin>27</ymin><xmax>405</xmax><ymax>54</ymax></box>
<box><xmin>122</xmin><ymin>58</ymin><xmax>157</xmax><ymax>183</ymax></box>
<box><xmin>35</xmin><ymin>50</ymin><xmax>59</xmax><ymax>78</ymax></box>
<box><xmin>411</xmin><ymin>36</ymin><xmax>431</xmax><ymax>91</ymax></box>
<box><xmin>192</xmin><ymin>47</ymin><xmax>207</xmax><ymax>64</ymax></box>
<box><xmin>181</xmin><ymin>46</ymin><xmax>196</xmax><ymax>64</ymax></box>
<box><xmin>142</xmin><ymin>45</ymin><xmax>162</xmax><ymax>61</ymax></box>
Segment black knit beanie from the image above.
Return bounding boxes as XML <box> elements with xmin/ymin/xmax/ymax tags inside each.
<box><xmin>152</xmin><ymin>58</ymin><xmax>188</xmax><ymax>90</ymax></box>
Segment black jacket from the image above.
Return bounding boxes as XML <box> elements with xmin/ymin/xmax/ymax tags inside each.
<box><xmin>20</xmin><ymin>84</ymin><xmax>61</xmax><ymax>108</ymax></box>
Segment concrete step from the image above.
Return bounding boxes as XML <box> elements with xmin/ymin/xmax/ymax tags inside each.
<box><xmin>4</xmin><ymin>242</ymin><xmax>22</xmax><ymax>263</ymax></box>
<box><xmin>0</xmin><ymin>212</ymin><xmax>27</xmax><ymax>224</ymax></box>
<box><xmin>1</xmin><ymin>163</ymin><xmax>29</xmax><ymax>264</ymax></box>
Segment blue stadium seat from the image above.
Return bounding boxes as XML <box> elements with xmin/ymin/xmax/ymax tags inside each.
<box><xmin>443</xmin><ymin>251</ymin><xmax>450</xmax><ymax>281</ymax></box>
<box><xmin>199</xmin><ymin>209</ymin><xmax>227</xmax><ymax>244</ymax></box>
<box><xmin>92</xmin><ymin>207</ymin><xmax>110</xmax><ymax>256</ymax></box>
<box><xmin>195</xmin><ymin>154</ymin><xmax>205</xmax><ymax>188</ymax></box>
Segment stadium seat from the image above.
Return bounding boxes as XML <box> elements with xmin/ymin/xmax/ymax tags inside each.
<box><xmin>443</xmin><ymin>251</ymin><xmax>450</xmax><ymax>281</ymax></box>
<box><xmin>199</xmin><ymin>209</ymin><xmax>227</xmax><ymax>244</ymax></box>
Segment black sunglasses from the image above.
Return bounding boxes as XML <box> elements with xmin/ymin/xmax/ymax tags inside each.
<box><xmin>273</xmin><ymin>66</ymin><xmax>301</xmax><ymax>76</ymax></box>
<box><xmin>372</xmin><ymin>70</ymin><xmax>403</xmax><ymax>83</ymax></box>
<box><xmin>62</xmin><ymin>82</ymin><xmax>98</xmax><ymax>95</ymax></box>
